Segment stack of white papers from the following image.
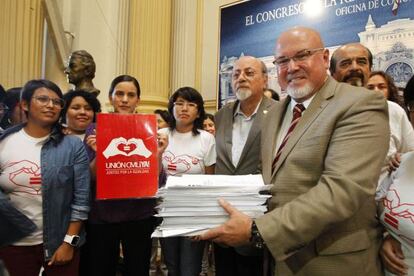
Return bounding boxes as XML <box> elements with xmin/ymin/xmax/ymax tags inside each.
<box><xmin>152</xmin><ymin>174</ymin><xmax>270</xmax><ymax>237</ymax></box>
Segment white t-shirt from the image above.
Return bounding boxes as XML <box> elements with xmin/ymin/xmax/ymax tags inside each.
<box><xmin>377</xmin><ymin>101</ymin><xmax>414</xmax><ymax>187</ymax></box>
<box><xmin>379</xmin><ymin>152</ymin><xmax>414</xmax><ymax>275</ymax></box>
<box><xmin>0</xmin><ymin>129</ymin><xmax>49</xmax><ymax>245</ymax></box>
<box><xmin>159</xmin><ymin>128</ymin><xmax>216</xmax><ymax>176</ymax></box>
<box><xmin>387</xmin><ymin>101</ymin><xmax>414</xmax><ymax>158</ymax></box>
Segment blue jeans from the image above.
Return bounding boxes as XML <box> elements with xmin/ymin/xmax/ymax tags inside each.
<box><xmin>160</xmin><ymin>237</ymin><xmax>205</xmax><ymax>276</ymax></box>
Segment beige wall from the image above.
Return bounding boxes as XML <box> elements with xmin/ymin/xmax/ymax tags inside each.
<box><xmin>0</xmin><ymin>0</ymin><xmax>243</xmax><ymax>114</ymax></box>
<box><xmin>167</xmin><ymin>0</ymin><xmax>241</xmax><ymax>113</ymax></box>
<box><xmin>127</xmin><ymin>0</ymin><xmax>172</xmax><ymax>114</ymax></box>
<box><xmin>0</xmin><ymin>0</ymin><xmax>44</xmax><ymax>89</ymax></box>
<box><xmin>45</xmin><ymin>0</ymin><xmax>130</xmax><ymax>110</ymax></box>
<box><xmin>200</xmin><ymin>0</ymin><xmax>243</xmax><ymax>112</ymax></box>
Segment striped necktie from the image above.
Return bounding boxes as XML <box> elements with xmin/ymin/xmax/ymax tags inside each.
<box><xmin>271</xmin><ymin>103</ymin><xmax>305</xmax><ymax>172</ymax></box>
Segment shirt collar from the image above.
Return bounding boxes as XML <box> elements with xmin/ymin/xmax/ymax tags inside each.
<box><xmin>234</xmin><ymin>98</ymin><xmax>263</xmax><ymax>119</ymax></box>
<box><xmin>289</xmin><ymin>94</ymin><xmax>315</xmax><ymax>112</ymax></box>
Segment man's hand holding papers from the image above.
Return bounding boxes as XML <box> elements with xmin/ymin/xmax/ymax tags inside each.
<box><xmin>152</xmin><ymin>174</ymin><xmax>270</xmax><ymax>238</ymax></box>
<box><xmin>198</xmin><ymin>198</ymin><xmax>252</xmax><ymax>247</ymax></box>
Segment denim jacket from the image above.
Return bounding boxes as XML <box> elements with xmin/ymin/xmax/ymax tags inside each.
<box><xmin>0</xmin><ymin>124</ymin><xmax>90</xmax><ymax>260</ymax></box>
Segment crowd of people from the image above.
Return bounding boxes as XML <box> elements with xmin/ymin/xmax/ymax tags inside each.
<box><xmin>1</xmin><ymin>25</ymin><xmax>414</xmax><ymax>276</ymax></box>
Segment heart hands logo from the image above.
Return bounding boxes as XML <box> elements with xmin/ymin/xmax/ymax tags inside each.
<box><xmin>5</xmin><ymin>160</ymin><xmax>42</xmax><ymax>195</ymax></box>
<box><xmin>103</xmin><ymin>137</ymin><xmax>152</xmax><ymax>159</ymax></box>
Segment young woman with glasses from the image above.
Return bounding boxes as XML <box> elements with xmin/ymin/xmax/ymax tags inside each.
<box><xmin>0</xmin><ymin>79</ymin><xmax>90</xmax><ymax>276</ymax></box>
<box><xmin>159</xmin><ymin>87</ymin><xmax>216</xmax><ymax>276</ymax></box>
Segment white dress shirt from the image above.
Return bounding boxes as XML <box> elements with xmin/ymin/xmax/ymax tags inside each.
<box><xmin>231</xmin><ymin>99</ymin><xmax>262</xmax><ymax>167</ymax></box>
<box><xmin>275</xmin><ymin>95</ymin><xmax>315</xmax><ymax>155</ymax></box>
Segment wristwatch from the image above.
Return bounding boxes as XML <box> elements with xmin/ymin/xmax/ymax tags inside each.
<box><xmin>63</xmin><ymin>234</ymin><xmax>80</xmax><ymax>247</ymax></box>
<box><xmin>250</xmin><ymin>221</ymin><xmax>265</xmax><ymax>249</ymax></box>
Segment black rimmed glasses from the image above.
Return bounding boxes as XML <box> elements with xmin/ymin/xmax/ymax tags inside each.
<box><xmin>273</xmin><ymin>48</ymin><xmax>324</xmax><ymax>69</ymax></box>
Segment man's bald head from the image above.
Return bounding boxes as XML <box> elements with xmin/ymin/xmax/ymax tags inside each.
<box><xmin>274</xmin><ymin>26</ymin><xmax>329</xmax><ymax>102</ymax></box>
<box><xmin>275</xmin><ymin>26</ymin><xmax>324</xmax><ymax>56</ymax></box>
<box><xmin>231</xmin><ymin>56</ymin><xmax>268</xmax><ymax>102</ymax></box>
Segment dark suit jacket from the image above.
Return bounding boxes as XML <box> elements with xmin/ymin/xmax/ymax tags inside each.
<box><xmin>256</xmin><ymin>77</ymin><xmax>389</xmax><ymax>275</ymax></box>
<box><xmin>0</xmin><ymin>190</ymin><xmax>36</xmax><ymax>247</ymax></box>
<box><xmin>215</xmin><ymin>96</ymin><xmax>275</xmax><ymax>255</ymax></box>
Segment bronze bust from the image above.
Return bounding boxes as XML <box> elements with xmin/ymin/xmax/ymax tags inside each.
<box><xmin>64</xmin><ymin>50</ymin><xmax>100</xmax><ymax>96</ymax></box>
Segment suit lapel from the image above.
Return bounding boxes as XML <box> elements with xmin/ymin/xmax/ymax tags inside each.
<box><xmin>237</xmin><ymin>98</ymin><xmax>273</xmax><ymax>166</ymax></box>
<box><xmin>271</xmin><ymin>78</ymin><xmax>337</xmax><ymax>176</ymax></box>
<box><xmin>263</xmin><ymin>98</ymin><xmax>289</xmax><ymax>178</ymax></box>
<box><xmin>223</xmin><ymin>102</ymin><xmax>237</xmax><ymax>170</ymax></box>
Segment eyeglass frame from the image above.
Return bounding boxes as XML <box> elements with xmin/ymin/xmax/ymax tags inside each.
<box><xmin>231</xmin><ymin>68</ymin><xmax>262</xmax><ymax>80</ymax></box>
<box><xmin>173</xmin><ymin>101</ymin><xmax>198</xmax><ymax>109</ymax></box>
<box><xmin>273</xmin><ymin>48</ymin><xmax>325</xmax><ymax>69</ymax></box>
<box><xmin>32</xmin><ymin>95</ymin><xmax>65</xmax><ymax>109</ymax></box>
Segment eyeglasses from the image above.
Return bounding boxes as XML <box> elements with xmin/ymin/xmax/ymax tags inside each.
<box><xmin>407</xmin><ymin>101</ymin><xmax>414</xmax><ymax>112</ymax></box>
<box><xmin>232</xmin><ymin>69</ymin><xmax>258</xmax><ymax>80</ymax></box>
<box><xmin>33</xmin><ymin>96</ymin><xmax>65</xmax><ymax>109</ymax></box>
<box><xmin>273</xmin><ymin>48</ymin><xmax>324</xmax><ymax>69</ymax></box>
<box><xmin>173</xmin><ymin>101</ymin><xmax>198</xmax><ymax>109</ymax></box>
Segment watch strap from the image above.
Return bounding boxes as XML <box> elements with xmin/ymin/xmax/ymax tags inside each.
<box><xmin>250</xmin><ymin>221</ymin><xmax>265</xmax><ymax>249</ymax></box>
<box><xmin>63</xmin><ymin>234</ymin><xmax>80</xmax><ymax>247</ymax></box>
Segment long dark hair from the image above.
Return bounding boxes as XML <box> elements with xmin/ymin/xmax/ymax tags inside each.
<box><xmin>404</xmin><ymin>75</ymin><xmax>414</xmax><ymax>106</ymax></box>
<box><xmin>0</xmin><ymin>87</ymin><xmax>22</xmax><ymax>129</ymax></box>
<box><xmin>154</xmin><ymin>109</ymin><xmax>171</xmax><ymax>126</ymax></box>
<box><xmin>369</xmin><ymin>71</ymin><xmax>402</xmax><ymax>106</ymax></box>
<box><xmin>168</xmin><ymin>87</ymin><xmax>205</xmax><ymax>135</ymax></box>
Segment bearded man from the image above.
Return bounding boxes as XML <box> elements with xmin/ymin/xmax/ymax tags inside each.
<box><xmin>213</xmin><ymin>56</ymin><xmax>275</xmax><ymax>276</ymax></box>
<box><xmin>329</xmin><ymin>43</ymin><xmax>372</xmax><ymax>87</ymax></box>
<box><xmin>202</xmin><ymin>27</ymin><xmax>389</xmax><ymax>276</ymax></box>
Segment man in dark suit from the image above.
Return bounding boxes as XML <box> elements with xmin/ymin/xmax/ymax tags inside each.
<box><xmin>201</xmin><ymin>27</ymin><xmax>389</xmax><ymax>275</ymax></box>
<box><xmin>214</xmin><ymin>56</ymin><xmax>275</xmax><ymax>276</ymax></box>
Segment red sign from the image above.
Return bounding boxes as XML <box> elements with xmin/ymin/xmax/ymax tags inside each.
<box><xmin>96</xmin><ymin>114</ymin><xmax>158</xmax><ymax>199</ymax></box>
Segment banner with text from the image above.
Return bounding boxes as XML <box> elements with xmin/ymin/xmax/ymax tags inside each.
<box><xmin>96</xmin><ymin>114</ymin><xmax>158</xmax><ymax>199</ymax></box>
<box><xmin>219</xmin><ymin>0</ymin><xmax>414</xmax><ymax>106</ymax></box>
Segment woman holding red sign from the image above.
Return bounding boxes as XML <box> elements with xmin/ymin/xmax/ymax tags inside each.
<box><xmin>83</xmin><ymin>75</ymin><xmax>168</xmax><ymax>276</ymax></box>
<box><xmin>159</xmin><ymin>87</ymin><xmax>216</xmax><ymax>276</ymax></box>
